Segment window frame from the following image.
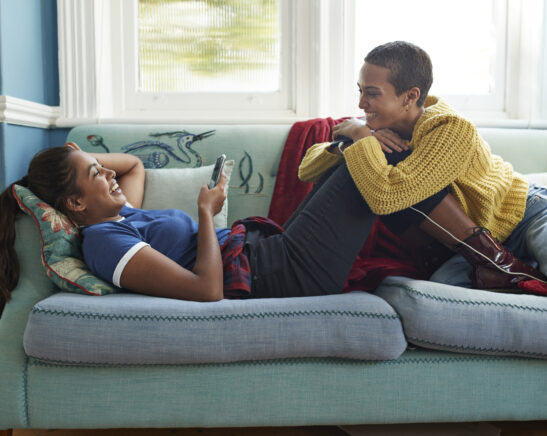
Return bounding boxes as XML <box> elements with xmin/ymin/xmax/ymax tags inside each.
<box><xmin>118</xmin><ymin>0</ymin><xmax>295</xmax><ymax>116</ymax></box>
<box><xmin>56</xmin><ymin>0</ymin><xmax>544</xmax><ymax>127</ymax></box>
<box><xmin>429</xmin><ymin>0</ymin><xmax>507</xmax><ymax>115</ymax></box>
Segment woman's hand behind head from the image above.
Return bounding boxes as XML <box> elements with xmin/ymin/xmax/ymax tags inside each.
<box><xmin>64</xmin><ymin>142</ymin><xmax>82</xmax><ymax>151</ymax></box>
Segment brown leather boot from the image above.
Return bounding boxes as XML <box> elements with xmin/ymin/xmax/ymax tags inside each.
<box><xmin>458</xmin><ymin>227</ymin><xmax>547</xmax><ymax>289</ymax></box>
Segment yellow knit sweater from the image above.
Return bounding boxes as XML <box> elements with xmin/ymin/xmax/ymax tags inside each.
<box><xmin>298</xmin><ymin>96</ymin><xmax>529</xmax><ymax>242</ymax></box>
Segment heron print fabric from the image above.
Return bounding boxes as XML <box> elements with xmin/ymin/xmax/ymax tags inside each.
<box><xmin>86</xmin><ymin>129</ymin><xmax>264</xmax><ymax>194</ymax></box>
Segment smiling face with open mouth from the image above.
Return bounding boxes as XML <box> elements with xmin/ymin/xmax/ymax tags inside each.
<box><xmin>68</xmin><ymin>150</ymin><xmax>127</xmax><ymax>226</ymax></box>
<box><xmin>357</xmin><ymin>63</ymin><xmax>410</xmax><ymax>134</ymax></box>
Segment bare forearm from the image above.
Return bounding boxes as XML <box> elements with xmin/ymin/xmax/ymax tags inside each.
<box><xmin>92</xmin><ymin>153</ymin><xmax>145</xmax><ymax>208</ymax></box>
<box><xmin>91</xmin><ymin>153</ymin><xmax>140</xmax><ymax>177</ymax></box>
<box><xmin>192</xmin><ymin>208</ymin><xmax>224</xmax><ymax>300</ymax></box>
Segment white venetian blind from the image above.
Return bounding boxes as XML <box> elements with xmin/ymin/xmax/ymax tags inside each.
<box><xmin>138</xmin><ymin>0</ymin><xmax>281</xmax><ymax>93</ymax></box>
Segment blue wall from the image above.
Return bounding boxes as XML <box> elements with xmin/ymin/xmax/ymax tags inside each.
<box><xmin>0</xmin><ymin>0</ymin><xmax>68</xmax><ymax>190</ymax></box>
<box><xmin>0</xmin><ymin>0</ymin><xmax>59</xmax><ymax>105</ymax></box>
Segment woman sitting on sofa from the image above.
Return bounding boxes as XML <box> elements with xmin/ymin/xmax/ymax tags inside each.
<box><xmin>299</xmin><ymin>40</ymin><xmax>547</xmax><ymax>290</ymax></box>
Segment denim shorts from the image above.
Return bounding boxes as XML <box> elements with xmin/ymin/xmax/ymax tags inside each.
<box><xmin>430</xmin><ymin>182</ymin><xmax>547</xmax><ymax>287</ymax></box>
<box><xmin>503</xmin><ymin>183</ymin><xmax>547</xmax><ymax>263</ymax></box>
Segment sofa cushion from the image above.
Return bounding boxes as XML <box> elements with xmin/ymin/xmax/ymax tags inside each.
<box><xmin>375</xmin><ymin>276</ymin><xmax>547</xmax><ymax>359</ymax></box>
<box><xmin>23</xmin><ymin>291</ymin><xmax>408</xmax><ymax>364</ymax></box>
<box><xmin>12</xmin><ymin>184</ymin><xmax>119</xmax><ymax>296</ymax></box>
<box><xmin>142</xmin><ymin>160</ymin><xmax>234</xmax><ymax>228</ymax></box>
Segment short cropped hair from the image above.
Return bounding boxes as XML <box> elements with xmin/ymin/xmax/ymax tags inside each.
<box><xmin>365</xmin><ymin>41</ymin><xmax>433</xmax><ymax>107</ymax></box>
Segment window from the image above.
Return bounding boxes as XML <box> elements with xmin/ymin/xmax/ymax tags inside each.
<box><xmin>125</xmin><ymin>0</ymin><xmax>293</xmax><ymax>116</ymax></box>
<box><xmin>138</xmin><ymin>0</ymin><xmax>281</xmax><ymax>94</ymax></box>
<box><xmin>352</xmin><ymin>0</ymin><xmax>505</xmax><ymax>114</ymax></box>
<box><xmin>57</xmin><ymin>0</ymin><xmax>545</xmax><ymax>126</ymax></box>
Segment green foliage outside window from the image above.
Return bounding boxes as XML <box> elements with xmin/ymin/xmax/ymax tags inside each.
<box><xmin>139</xmin><ymin>0</ymin><xmax>279</xmax><ymax>91</ymax></box>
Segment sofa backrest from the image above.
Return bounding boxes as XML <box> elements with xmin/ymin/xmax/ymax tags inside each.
<box><xmin>478</xmin><ymin>128</ymin><xmax>547</xmax><ymax>174</ymax></box>
<box><xmin>67</xmin><ymin>124</ymin><xmax>291</xmax><ymax>225</ymax></box>
<box><xmin>67</xmin><ymin>125</ymin><xmax>547</xmax><ymax>225</ymax></box>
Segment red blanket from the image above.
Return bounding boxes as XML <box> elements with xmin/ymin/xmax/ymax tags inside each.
<box><xmin>268</xmin><ymin>118</ymin><xmax>547</xmax><ymax>295</ymax></box>
<box><xmin>268</xmin><ymin>118</ymin><xmax>427</xmax><ymax>291</ymax></box>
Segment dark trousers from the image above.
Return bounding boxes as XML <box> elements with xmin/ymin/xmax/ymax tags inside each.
<box><xmin>378</xmin><ymin>149</ymin><xmax>450</xmax><ymax>234</ymax></box>
<box><xmin>249</xmin><ymin>163</ymin><xmax>376</xmax><ymax>298</ymax></box>
<box><xmin>249</xmin><ymin>150</ymin><xmax>450</xmax><ymax>298</ymax></box>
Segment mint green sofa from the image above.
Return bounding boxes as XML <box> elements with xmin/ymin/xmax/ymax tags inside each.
<box><xmin>2</xmin><ymin>124</ymin><xmax>547</xmax><ymax>430</ymax></box>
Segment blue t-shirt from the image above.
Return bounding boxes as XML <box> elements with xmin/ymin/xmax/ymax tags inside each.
<box><xmin>81</xmin><ymin>206</ymin><xmax>230</xmax><ymax>287</ymax></box>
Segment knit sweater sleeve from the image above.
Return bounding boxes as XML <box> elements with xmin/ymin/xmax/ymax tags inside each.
<box><xmin>343</xmin><ymin>114</ymin><xmax>477</xmax><ymax>215</ymax></box>
<box><xmin>298</xmin><ymin>142</ymin><xmax>344</xmax><ymax>182</ymax></box>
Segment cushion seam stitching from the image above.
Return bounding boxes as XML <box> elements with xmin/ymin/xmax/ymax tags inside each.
<box><xmin>28</xmin><ymin>354</ymin><xmax>524</xmax><ymax>369</ymax></box>
<box><xmin>407</xmin><ymin>336</ymin><xmax>547</xmax><ymax>357</ymax></box>
<box><xmin>30</xmin><ymin>307</ymin><xmax>400</xmax><ymax>321</ymax></box>
<box><xmin>22</xmin><ymin>355</ymin><xmax>30</xmax><ymax>427</ymax></box>
<box><xmin>386</xmin><ymin>283</ymin><xmax>547</xmax><ymax>312</ymax></box>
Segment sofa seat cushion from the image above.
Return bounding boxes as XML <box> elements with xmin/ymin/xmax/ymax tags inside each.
<box><xmin>23</xmin><ymin>291</ymin><xmax>407</xmax><ymax>364</ymax></box>
<box><xmin>375</xmin><ymin>276</ymin><xmax>547</xmax><ymax>359</ymax></box>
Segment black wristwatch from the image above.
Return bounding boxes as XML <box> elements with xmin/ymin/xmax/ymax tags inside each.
<box><xmin>328</xmin><ymin>140</ymin><xmax>344</xmax><ymax>152</ymax></box>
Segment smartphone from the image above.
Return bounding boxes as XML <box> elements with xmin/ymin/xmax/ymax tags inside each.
<box><xmin>208</xmin><ymin>154</ymin><xmax>226</xmax><ymax>189</ymax></box>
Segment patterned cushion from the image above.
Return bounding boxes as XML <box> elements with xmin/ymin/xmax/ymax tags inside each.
<box><xmin>375</xmin><ymin>276</ymin><xmax>547</xmax><ymax>359</ymax></box>
<box><xmin>12</xmin><ymin>184</ymin><xmax>119</xmax><ymax>296</ymax></box>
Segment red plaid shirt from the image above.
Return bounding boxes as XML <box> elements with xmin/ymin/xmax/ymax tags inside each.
<box><xmin>220</xmin><ymin>217</ymin><xmax>284</xmax><ymax>298</ymax></box>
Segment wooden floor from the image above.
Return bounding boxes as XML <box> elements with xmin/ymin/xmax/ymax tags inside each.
<box><xmin>4</xmin><ymin>422</ymin><xmax>547</xmax><ymax>436</ymax></box>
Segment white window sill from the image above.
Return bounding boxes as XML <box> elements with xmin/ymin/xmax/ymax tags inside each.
<box><xmin>4</xmin><ymin>95</ymin><xmax>547</xmax><ymax>130</ymax></box>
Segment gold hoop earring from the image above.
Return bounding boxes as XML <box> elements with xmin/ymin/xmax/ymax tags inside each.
<box><xmin>405</xmin><ymin>104</ymin><xmax>409</xmax><ymax>111</ymax></box>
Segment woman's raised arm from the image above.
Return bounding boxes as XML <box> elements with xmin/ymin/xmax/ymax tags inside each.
<box><xmin>65</xmin><ymin>142</ymin><xmax>145</xmax><ymax>208</ymax></box>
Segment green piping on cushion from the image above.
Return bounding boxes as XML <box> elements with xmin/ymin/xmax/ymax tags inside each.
<box><xmin>27</xmin><ymin>353</ymin><xmax>530</xmax><ymax>369</ymax></box>
<box><xmin>30</xmin><ymin>307</ymin><xmax>400</xmax><ymax>322</ymax></box>
<box><xmin>383</xmin><ymin>282</ymin><xmax>547</xmax><ymax>313</ymax></box>
<box><xmin>407</xmin><ymin>337</ymin><xmax>547</xmax><ymax>358</ymax></box>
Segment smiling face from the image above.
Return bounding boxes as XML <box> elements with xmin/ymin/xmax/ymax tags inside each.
<box><xmin>68</xmin><ymin>151</ymin><xmax>126</xmax><ymax>225</ymax></box>
<box><xmin>357</xmin><ymin>63</ymin><xmax>410</xmax><ymax>133</ymax></box>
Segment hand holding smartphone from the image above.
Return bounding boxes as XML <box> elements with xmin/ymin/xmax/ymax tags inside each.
<box><xmin>208</xmin><ymin>154</ymin><xmax>226</xmax><ymax>189</ymax></box>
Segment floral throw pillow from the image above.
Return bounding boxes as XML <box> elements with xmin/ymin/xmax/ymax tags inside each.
<box><xmin>12</xmin><ymin>184</ymin><xmax>119</xmax><ymax>296</ymax></box>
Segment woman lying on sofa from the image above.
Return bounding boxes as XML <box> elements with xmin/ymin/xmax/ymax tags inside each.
<box><xmin>0</xmin><ymin>122</ymin><xmax>544</xmax><ymax>308</ymax></box>
<box><xmin>299</xmin><ymin>40</ymin><xmax>547</xmax><ymax>292</ymax></box>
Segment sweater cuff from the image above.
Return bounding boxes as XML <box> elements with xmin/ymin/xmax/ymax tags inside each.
<box><xmin>298</xmin><ymin>142</ymin><xmax>344</xmax><ymax>182</ymax></box>
<box><xmin>343</xmin><ymin>136</ymin><xmax>391</xmax><ymax>214</ymax></box>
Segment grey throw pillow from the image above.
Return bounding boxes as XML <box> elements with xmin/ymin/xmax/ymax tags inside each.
<box><xmin>142</xmin><ymin>160</ymin><xmax>234</xmax><ymax>228</ymax></box>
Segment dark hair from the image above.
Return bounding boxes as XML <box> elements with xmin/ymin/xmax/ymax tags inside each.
<box><xmin>365</xmin><ymin>41</ymin><xmax>433</xmax><ymax>107</ymax></box>
<box><xmin>0</xmin><ymin>146</ymin><xmax>80</xmax><ymax>316</ymax></box>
